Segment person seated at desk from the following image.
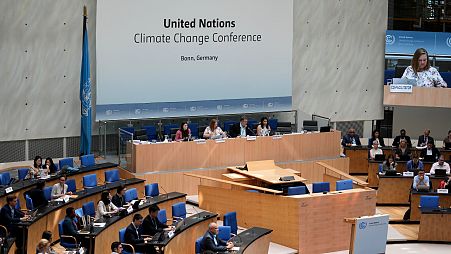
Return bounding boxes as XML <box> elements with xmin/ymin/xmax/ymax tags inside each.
<box><xmin>392</xmin><ymin>129</ymin><xmax>412</xmax><ymax>148</ymax></box>
<box><xmin>175</xmin><ymin>122</ymin><xmax>191</xmax><ymax>141</ymax></box>
<box><xmin>369</xmin><ymin>141</ymin><xmax>383</xmax><ymax>160</ymax></box>
<box><xmin>41</xmin><ymin>230</ymin><xmax>56</xmax><ymax>254</ymax></box>
<box><xmin>124</xmin><ymin>214</ymin><xmax>153</xmax><ymax>254</ymax></box>
<box><xmin>442</xmin><ymin>176</ymin><xmax>451</xmax><ymax>190</ymax></box>
<box><xmin>368</xmin><ymin>130</ymin><xmax>385</xmax><ymax>148</ymax></box>
<box><xmin>142</xmin><ymin>204</ymin><xmax>174</xmax><ymax>236</ymax></box>
<box><xmin>401</xmin><ymin>48</ymin><xmax>447</xmax><ymax>88</ymax></box>
<box><xmin>203</xmin><ymin>119</ymin><xmax>226</xmax><ymax>139</ymax></box>
<box><xmin>407</xmin><ymin>153</ymin><xmax>424</xmax><ymax>173</ymax></box>
<box><xmin>420</xmin><ymin>141</ymin><xmax>440</xmax><ymax>162</ymax></box>
<box><xmin>36</xmin><ymin>239</ymin><xmax>56</xmax><ymax>254</ymax></box>
<box><xmin>443</xmin><ymin>130</ymin><xmax>451</xmax><ymax>149</ymax></box>
<box><xmin>27</xmin><ymin>155</ymin><xmax>44</xmax><ymax>179</ymax></box>
<box><xmin>51</xmin><ymin>176</ymin><xmax>72</xmax><ymax>200</ymax></box>
<box><xmin>62</xmin><ymin>207</ymin><xmax>81</xmax><ymax>237</ymax></box>
<box><xmin>44</xmin><ymin>157</ymin><xmax>58</xmax><ymax>175</ymax></box>
<box><xmin>111</xmin><ymin>241</ymin><xmax>123</xmax><ymax>254</ymax></box>
<box><xmin>256</xmin><ymin>117</ymin><xmax>271</xmax><ymax>136</ymax></box>
<box><xmin>418</xmin><ymin>129</ymin><xmax>435</xmax><ymax>147</ymax></box>
<box><xmin>95</xmin><ymin>191</ymin><xmax>119</xmax><ymax>220</ymax></box>
<box><xmin>28</xmin><ymin>180</ymin><xmax>48</xmax><ymax>208</ymax></box>
<box><xmin>412</xmin><ymin>170</ymin><xmax>430</xmax><ymax>191</ymax></box>
<box><xmin>0</xmin><ymin>195</ymin><xmax>30</xmax><ymax>240</ymax></box>
<box><xmin>395</xmin><ymin>139</ymin><xmax>411</xmax><ymax>161</ymax></box>
<box><xmin>112</xmin><ymin>185</ymin><xmax>126</xmax><ymax>208</ymax></box>
<box><xmin>430</xmin><ymin>155</ymin><xmax>450</xmax><ymax>175</ymax></box>
<box><xmin>229</xmin><ymin>116</ymin><xmax>254</xmax><ymax>138</ymax></box>
<box><xmin>382</xmin><ymin>154</ymin><xmax>397</xmax><ymax>172</ymax></box>
<box><xmin>201</xmin><ymin>222</ymin><xmax>234</xmax><ymax>253</ymax></box>
<box><xmin>341</xmin><ymin>128</ymin><xmax>361</xmax><ymax>147</ymax></box>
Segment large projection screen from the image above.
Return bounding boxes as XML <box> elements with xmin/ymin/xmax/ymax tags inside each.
<box><xmin>96</xmin><ymin>0</ymin><xmax>293</xmax><ymax>120</ymax></box>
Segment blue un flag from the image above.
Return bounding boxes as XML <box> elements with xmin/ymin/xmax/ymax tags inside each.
<box><xmin>80</xmin><ymin>10</ymin><xmax>91</xmax><ymax>156</ymax></box>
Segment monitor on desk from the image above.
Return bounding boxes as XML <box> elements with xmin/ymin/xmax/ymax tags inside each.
<box><xmin>434</xmin><ymin>168</ymin><xmax>447</xmax><ymax>177</ymax></box>
<box><xmin>385</xmin><ymin>170</ymin><xmax>397</xmax><ymax>176</ymax></box>
<box><xmin>374</xmin><ymin>154</ymin><xmax>385</xmax><ymax>161</ymax></box>
<box><xmin>423</xmin><ymin>155</ymin><xmax>435</xmax><ymax>162</ymax></box>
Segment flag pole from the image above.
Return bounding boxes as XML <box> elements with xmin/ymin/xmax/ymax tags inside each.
<box><xmin>83</xmin><ymin>5</ymin><xmax>87</xmax><ymax>17</ymax></box>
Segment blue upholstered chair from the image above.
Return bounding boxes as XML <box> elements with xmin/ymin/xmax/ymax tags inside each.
<box><xmin>58</xmin><ymin>220</ymin><xmax>78</xmax><ymax>248</ymax></box>
<box><xmin>105</xmin><ymin>169</ymin><xmax>120</xmax><ymax>183</ymax></box>
<box><xmin>75</xmin><ymin>208</ymin><xmax>84</xmax><ymax>218</ymax></box>
<box><xmin>378</xmin><ymin>164</ymin><xmax>383</xmax><ymax>173</ymax></box>
<box><xmin>145</xmin><ymin>183</ymin><xmax>159</xmax><ymax>197</ymax></box>
<box><xmin>82</xmin><ymin>201</ymin><xmax>95</xmax><ymax>217</ymax></box>
<box><xmin>124</xmin><ymin>188</ymin><xmax>138</xmax><ymax>203</ymax></box>
<box><xmin>223</xmin><ymin>211</ymin><xmax>238</xmax><ymax>235</ymax></box>
<box><xmin>143</xmin><ymin>125</ymin><xmax>157</xmax><ymax>141</ymax></box>
<box><xmin>172</xmin><ymin>202</ymin><xmax>187</xmax><ymax>219</ymax></box>
<box><xmin>336</xmin><ymin>179</ymin><xmax>353</xmax><ymax>191</ymax></box>
<box><xmin>195</xmin><ymin>236</ymin><xmax>203</xmax><ymax>254</ymax></box>
<box><xmin>218</xmin><ymin>226</ymin><xmax>232</xmax><ymax>241</ymax></box>
<box><xmin>43</xmin><ymin>186</ymin><xmax>52</xmax><ymax>201</ymax></box>
<box><xmin>25</xmin><ymin>194</ymin><xmax>33</xmax><ymax>210</ymax></box>
<box><xmin>15</xmin><ymin>198</ymin><xmax>21</xmax><ymax>210</ymax></box>
<box><xmin>188</xmin><ymin>123</ymin><xmax>199</xmax><ymax>138</ymax></box>
<box><xmin>66</xmin><ymin>179</ymin><xmax>76</xmax><ymax>192</ymax></box>
<box><xmin>119</xmin><ymin>227</ymin><xmax>136</xmax><ymax>254</ymax></box>
<box><xmin>312</xmin><ymin>182</ymin><xmax>330</xmax><ymax>193</ymax></box>
<box><xmin>0</xmin><ymin>172</ymin><xmax>11</xmax><ymax>185</ymax></box>
<box><xmin>80</xmin><ymin>154</ymin><xmax>95</xmax><ymax>167</ymax></box>
<box><xmin>268</xmin><ymin>118</ymin><xmax>278</xmax><ymax>131</ymax></box>
<box><xmin>384</xmin><ymin>69</ymin><xmax>395</xmax><ymax>84</ymax></box>
<box><xmin>59</xmin><ymin>158</ymin><xmax>74</xmax><ymax>169</ymax></box>
<box><xmin>158</xmin><ymin>209</ymin><xmax>167</xmax><ymax>224</ymax></box>
<box><xmin>419</xmin><ymin>196</ymin><xmax>439</xmax><ymax>209</ymax></box>
<box><xmin>287</xmin><ymin>186</ymin><xmax>307</xmax><ymax>195</ymax></box>
<box><xmin>17</xmin><ymin>168</ymin><xmax>29</xmax><ymax>180</ymax></box>
<box><xmin>223</xmin><ymin>121</ymin><xmax>238</xmax><ymax>132</ymax></box>
<box><xmin>83</xmin><ymin>174</ymin><xmax>97</xmax><ymax>188</ymax></box>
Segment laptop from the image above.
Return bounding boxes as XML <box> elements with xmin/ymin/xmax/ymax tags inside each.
<box><xmin>320</xmin><ymin>126</ymin><xmax>331</xmax><ymax>133</ymax></box>
<box><xmin>416</xmin><ymin>185</ymin><xmax>430</xmax><ymax>192</ymax></box>
<box><xmin>385</xmin><ymin>170</ymin><xmax>397</xmax><ymax>176</ymax></box>
<box><xmin>434</xmin><ymin>168</ymin><xmax>447</xmax><ymax>177</ymax></box>
<box><xmin>374</xmin><ymin>154</ymin><xmax>385</xmax><ymax>161</ymax></box>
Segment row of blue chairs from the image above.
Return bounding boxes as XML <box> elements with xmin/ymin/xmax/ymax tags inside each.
<box><xmin>285</xmin><ymin>180</ymin><xmax>353</xmax><ymax>196</ymax></box>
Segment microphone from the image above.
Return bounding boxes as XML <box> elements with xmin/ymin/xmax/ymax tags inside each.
<box><xmin>190</xmin><ymin>205</ymin><xmax>201</xmax><ymax>220</ymax></box>
<box><xmin>247</xmin><ymin>126</ymin><xmax>256</xmax><ymax>136</ymax></box>
<box><xmin>160</xmin><ymin>185</ymin><xmax>169</xmax><ymax>199</ymax></box>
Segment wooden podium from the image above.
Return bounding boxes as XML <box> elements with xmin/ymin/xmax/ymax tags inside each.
<box><xmin>344</xmin><ymin>214</ymin><xmax>389</xmax><ymax>254</ymax></box>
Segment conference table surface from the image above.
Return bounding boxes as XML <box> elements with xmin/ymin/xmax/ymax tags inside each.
<box><xmin>84</xmin><ymin>192</ymin><xmax>187</xmax><ymax>254</ymax></box>
<box><xmin>17</xmin><ymin>178</ymin><xmax>145</xmax><ymax>253</ymax></box>
<box><xmin>235</xmin><ymin>227</ymin><xmax>272</xmax><ymax>254</ymax></box>
<box><xmin>367</xmin><ymin>160</ymin><xmax>435</xmax><ymax>187</ymax></box>
<box><xmin>227</xmin><ymin>167</ymin><xmax>306</xmax><ymax>185</ymax></box>
<box><xmin>0</xmin><ymin>162</ymin><xmax>118</xmax><ymax>207</ymax></box>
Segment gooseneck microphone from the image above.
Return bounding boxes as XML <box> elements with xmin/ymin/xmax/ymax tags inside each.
<box><xmin>160</xmin><ymin>185</ymin><xmax>169</xmax><ymax>199</ymax></box>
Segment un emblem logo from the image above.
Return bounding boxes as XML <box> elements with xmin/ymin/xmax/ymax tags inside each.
<box><xmin>446</xmin><ymin>37</ymin><xmax>451</xmax><ymax>48</ymax></box>
<box><xmin>358</xmin><ymin>221</ymin><xmax>367</xmax><ymax>230</ymax></box>
<box><xmin>386</xmin><ymin>34</ymin><xmax>395</xmax><ymax>45</ymax></box>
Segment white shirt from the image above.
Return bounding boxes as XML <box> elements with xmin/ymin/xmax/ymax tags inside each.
<box><xmin>369</xmin><ymin>148</ymin><xmax>383</xmax><ymax>159</ymax></box>
<box><xmin>95</xmin><ymin>200</ymin><xmax>118</xmax><ymax>220</ymax></box>
<box><xmin>51</xmin><ymin>183</ymin><xmax>68</xmax><ymax>199</ymax></box>
<box><xmin>203</xmin><ymin>126</ymin><xmax>225</xmax><ymax>138</ymax></box>
<box><xmin>401</xmin><ymin>66</ymin><xmax>447</xmax><ymax>87</ymax></box>
<box><xmin>430</xmin><ymin>162</ymin><xmax>450</xmax><ymax>175</ymax></box>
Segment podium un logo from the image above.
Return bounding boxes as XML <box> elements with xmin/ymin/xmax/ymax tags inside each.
<box><xmin>446</xmin><ymin>37</ymin><xmax>451</xmax><ymax>48</ymax></box>
<box><xmin>358</xmin><ymin>221</ymin><xmax>367</xmax><ymax>230</ymax></box>
<box><xmin>386</xmin><ymin>34</ymin><xmax>395</xmax><ymax>45</ymax></box>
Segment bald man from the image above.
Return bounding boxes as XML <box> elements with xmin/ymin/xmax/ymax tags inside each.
<box><xmin>341</xmin><ymin>128</ymin><xmax>361</xmax><ymax>147</ymax></box>
<box><xmin>201</xmin><ymin>222</ymin><xmax>233</xmax><ymax>253</ymax></box>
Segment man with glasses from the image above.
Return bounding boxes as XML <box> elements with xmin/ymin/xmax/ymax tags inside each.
<box><xmin>51</xmin><ymin>175</ymin><xmax>72</xmax><ymax>200</ymax></box>
<box><xmin>341</xmin><ymin>128</ymin><xmax>361</xmax><ymax>147</ymax></box>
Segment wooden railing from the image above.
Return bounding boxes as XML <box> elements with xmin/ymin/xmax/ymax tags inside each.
<box><xmin>316</xmin><ymin>162</ymin><xmax>368</xmax><ymax>188</ymax></box>
<box><xmin>184</xmin><ymin>173</ymin><xmax>283</xmax><ymax>194</ymax></box>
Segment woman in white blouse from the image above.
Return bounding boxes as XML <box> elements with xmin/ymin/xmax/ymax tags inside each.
<box><xmin>203</xmin><ymin>119</ymin><xmax>226</xmax><ymax>139</ymax></box>
<box><xmin>401</xmin><ymin>48</ymin><xmax>447</xmax><ymax>88</ymax></box>
<box><xmin>256</xmin><ymin>117</ymin><xmax>271</xmax><ymax>136</ymax></box>
<box><xmin>369</xmin><ymin>141</ymin><xmax>383</xmax><ymax>160</ymax></box>
<box><xmin>95</xmin><ymin>191</ymin><xmax>119</xmax><ymax>220</ymax></box>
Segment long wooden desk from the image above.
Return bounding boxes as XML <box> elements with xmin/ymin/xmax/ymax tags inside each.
<box><xmin>383</xmin><ymin>85</ymin><xmax>451</xmax><ymax>108</ymax></box>
<box><xmin>128</xmin><ymin>131</ymin><xmax>342</xmax><ymax>173</ymax></box>
<box><xmin>198</xmin><ymin>185</ymin><xmax>376</xmax><ymax>254</ymax></box>
<box><xmin>367</xmin><ymin>161</ymin><xmax>434</xmax><ymax>188</ymax></box>
<box><xmin>418</xmin><ymin>208</ymin><xmax>451</xmax><ymax>242</ymax></box>
<box><xmin>236</xmin><ymin>227</ymin><xmax>272</xmax><ymax>254</ymax></box>
<box><xmin>17</xmin><ymin>178</ymin><xmax>145</xmax><ymax>253</ymax></box>
<box><xmin>85</xmin><ymin>192</ymin><xmax>186</xmax><ymax>254</ymax></box>
<box><xmin>410</xmin><ymin>191</ymin><xmax>451</xmax><ymax>221</ymax></box>
<box><xmin>377</xmin><ymin>175</ymin><xmax>446</xmax><ymax>205</ymax></box>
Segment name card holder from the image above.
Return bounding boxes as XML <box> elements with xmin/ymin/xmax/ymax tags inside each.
<box><xmin>437</xmin><ymin>189</ymin><xmax>449</xmax><ymax>194</ymax></box>
<box><xmin>195</xmin><ymin>139</ymin><xmax>206</xmax><ymax>144</ymax></box>
<box><xmin>272</xmin><ymin>135</ymin><xmax>282</xmax><ymax>140</ymax></box>
<box><xmin>246</xmin><ymin>136</ymin><xmax>256</xmax><ymax>141</ymax></box>
<box><xmin>5</xmin><ymin>187</ymin><xmax>13</xmax><ymax>193</ymax></box>
<box><xmin>215</xmin><ymin>139</ymin><xmax>225</xmax><ymax>143</ymax></box>
<box><xmin>403</xmin><ymin>172</ymin><xmax>414</xmax><ymax>177</ymax></box>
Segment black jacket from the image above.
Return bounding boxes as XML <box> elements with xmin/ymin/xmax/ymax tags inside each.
<box><xmin>124</xmin><ymin>223</ymin><xmax>144</xmax><ymax>245</ymax></box>
<box><xmin>62</xmin><ymin>216</ymin><xmax>78</xmax><ymax>236</ymax></box>
<box><xmin>28</xmin><ymin>188</ymin><xmax>48</xmax><ymax>208</ymax></box>
<box><xmin>392</xmin><ymin>135</ymin><xmax>412</xmax><ymax>147</ymax></box>
<box><xmin>418</xmin><ymin>135</ymin><xmax>435</xmax><ymax>147</ymax></box>
<box><xmin>420</xmin><ymin>148</ymin><xmax>440</xmax><ymax>162</ymax></box>
<box><xmin>201</xmin><ymin>230</ymin><xmax>227</xmax><ymax>253</ymax></box>
<box><xmin>0</xmin><ymin>205</ymin><xmax>24</xmax><ymax>230</ymax></box>
<box><xmin>142</xmin><ymin>215</ymin><xmax>168</xmax><ymax>236</ymax></box>
<box><xmin>112</xmin><ymin>194</ymin><xmax>125</xmax><ymax>208</ymax></box>
<box><xmin>229</xmin><ymin>123</ymin><xmax>254</xmax><ymax>138</ymax></box>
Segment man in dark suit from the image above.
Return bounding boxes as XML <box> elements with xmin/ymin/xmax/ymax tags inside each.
<box><xmin>229</xmin><ymin>116</ymin><xmax>254</xmax><ymax>138</ymax></box>
<box><xmin>418</xmin><ymin>129</ymin><xmax>434</xmax><ymax>147</ymax></box>
<box><xmin>420</xmin><ymin>141</ymin><xmax>440</xmax><ymax>162</ymax></box>
<box><xmin>112</xmin><ymin>185</ymin><xmax>126</xmax><ymax>208</ymax></box>
<box><xmin>142</xmin><ymin>204</ymin><xmax>173</xmax><ymax>236</ymax></box>
<box><xmin>341</xmin><ymin>128</ymin><xmax>361</xmax><ymax>147</ymax></box>
<box><xmin>124</xmin><ymin>214</ymin><xmax>153</xmax><ymax>254</ymax></box>
<box><xmin>0</xmin><ymin>195</ymin><xmax>29</xmax><ymax>250</ymax></box>
<box><xmin>392</xmin><ymin>129</ymin><xmax>412</xmax><ymax>147</ymax></box>
<box><xmin>201</xmin><ymin>222</ymin><xmax>233</xmax><ymax>253</ymax></box>
<box><xmin>27</xmin><ymin>180</ymin><xmax>48</xmax><ymax>208</ymax></box>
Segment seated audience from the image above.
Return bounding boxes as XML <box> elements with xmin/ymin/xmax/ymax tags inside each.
<box><xmin>112</xmin><ymin>185</ymin><xmax>126</xmax><ymax>208</ymax></box>
<box><xmin>203</xmin><ymin>119</ymin><xmax>226</xmax><ymax>139</ymax></box>
<box><xmin>382</xmin><ymin>154</ymin><xmax>397</xmax><ymax>172</ymax></box>
<box><xmin>142</xmin><ymin>204</ymin><xmax>173</xmax><ymax>236</ymax></box>
<box><xmin>51</xmin><ymin>176</ymin><xmax>72</xmax><ymax>200</ymax></box>
<box><xmin>201</xmin><ymin>222</ymin><xmax>234</xmax><ymax>253</ymax></box>
<box><xmin>395</xmin><ymin>139</ymin><xmax>411</xmax><ymax>161</ymax></box>
<box><xmin>95</xmin><ymin>191</ymin><xmax>119</xmax><ymax>220</ymax></box>
<box><xmin>392</xmin><ymin>129</ymin><xmax>412</xmax><ymax>148</ymax></box>
<box><xmin>41</xmin><ymin>230</ymin><xmax>56</xmax><ymax>253</ymax></box>
<box><xmin>44</xmin><ymin>157</ymin><xmax>58</xmax><ymax>174</ymax></box>
<box><xmin>27</xmin><ymin>155</ymin><xmax>43</xmax><ymax>179</ymax></box>
<box><xmin>111</xmin><ymin>241</ymin><xmax>123</xmax><ymax>254</ymax></box>
<box><xmin>369</xmin><ymin>141</ymin><xmax>383</xmax><ymax>160</ymax></box>
<box><xmin>406</xmin><ymin>153</ymin><xmax>424</xmax><ymax>173</ymax></box>
<box><xmin>256</xmin><ymin>117</ymin><xmax>271</xmax><ymax>136</ymax></box>
<box><xmin>430</xmin><ymin>155</ymin><xmax>450</xmax><ymax>175</ymax></box>
<box><xmin>368</xmin><ymin>130</ymin><xmax>385</xmax><ymax>148</ymax></box>
<box><xmin>36</xmin><ymin>239</ymin><xmax>55</xmax><ymax>254</ymax></box>
<box><xmin>62</xmin><ymin>207</ymin><xmax>81</xmax><ymax>239</ymax></box>
<box><xmin>418</xmin><ymin>129</ymin><xmax>435</xmax><ymax>147</ymax></box>
<box><xmin>420</xmin><ymin>141</ymin><xmax>440</xmax><ymax>162</ymax></box>
<box><xmin>124</xmin><ymin>214</ymin><xmax>153</xmax><ymax>254</ymax></box>
<box><xmin>443</xmin><ymin>130</ymin><xmax>451</xmax><ymax>149</ymax></box>
<box><xmin>28</xmin><ymin>180</ymin><xmax>49</xmax><ymax>208</ymax></box>
<box><xmin>341</xmin><ymin>128</ymin><xmax>361</xmax><ymax>147</ymax></box>
<box><xmin>229</xmin><ymin>116</ymin><xmax>254</xmax><ymax>138</ymax></box>
<box><xmin>412</xmin><ymin>170</ymin><xmax>430</xmax><ymax>191</ymax></box>
<box><xmin>175</xmin><ymin>122</ymin><xmax>191</xmax><ymax>141</ymax></box>
<box><xmin>402</xmin><ymin>48</ymin><xmax>447</xmax><ymax>87</ymax></box>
